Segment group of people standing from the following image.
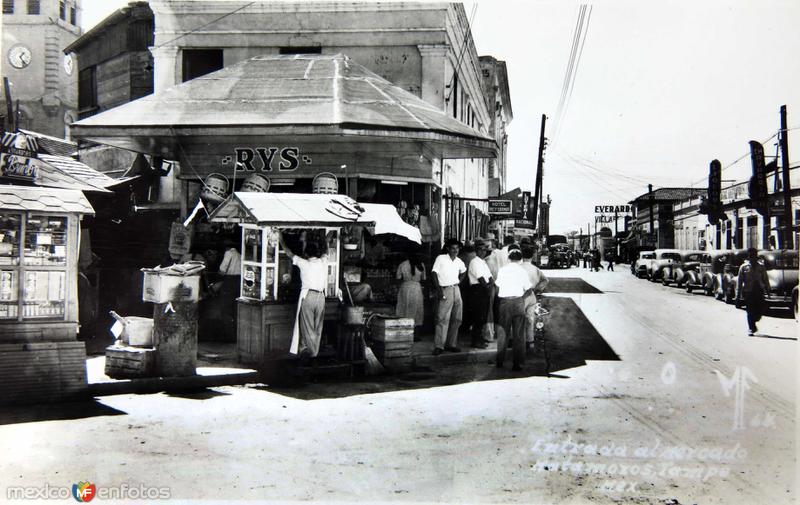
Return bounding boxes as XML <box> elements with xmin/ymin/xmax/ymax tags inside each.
<box><xmin>582</xmin><ymin>248</ymin><xmax>615</xmax><ymax>272</ymax></box>
<box><xmin>394</xmin><ymin>235</ymin><xmax>549</xmax><ymax>371</ymax></box>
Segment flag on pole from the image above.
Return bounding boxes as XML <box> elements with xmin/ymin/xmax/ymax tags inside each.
<box><xmin>183</xmin><ymin>198</ymin><xmax>207</xmax><ymax>227</ymax></box>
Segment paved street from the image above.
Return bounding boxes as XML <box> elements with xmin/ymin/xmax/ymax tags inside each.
<box><xmin>1</xmin><ymin>266</ymin><xmax>796</xmax><ymax>504</ymax></box>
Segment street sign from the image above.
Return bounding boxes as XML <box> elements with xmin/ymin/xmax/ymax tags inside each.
<box><xmin>520</xmin><ymin>191</ymin><xmax>532</xmax><ymax>220</ymax></box>
<box><xmin>515</xmin><ymin>218</ymin><xmax>535</xmax><ymax>229</ymax></box>
<box><xmin>749</xmin><ymin>141</ymin><xmax>768</xmax><ymax>216</ymax></box>
<box><xmin>488</xmin><ymin>199</ymin><xmax>513</xmax><ymax>215</ymax></box>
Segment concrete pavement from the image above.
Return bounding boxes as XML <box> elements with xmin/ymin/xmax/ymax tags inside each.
<box><xmin>0</xmin><ymin>266</ymin><xmax>795</xmax><ymax>504</ymax></box>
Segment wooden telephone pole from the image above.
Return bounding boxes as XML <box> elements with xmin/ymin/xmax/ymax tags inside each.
<box><xmin>779</xmin><ymin>105</ymin><xmax>794</xmax><ymax>249</ymax></box>
<box><xmin>532</xmin><ymin>114</ymin><xmax>546</xmax><ymax>231</ymax></box>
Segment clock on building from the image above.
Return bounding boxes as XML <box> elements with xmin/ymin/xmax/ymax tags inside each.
<box><xmin>7</xmin><ymin>44</ymin><xmax>32</xmax><ymax>69</ymax></box>
<box><xmin>64</xmin><ymin>54</ymin><xmax>74</xmax><ymax>76</ymax></box>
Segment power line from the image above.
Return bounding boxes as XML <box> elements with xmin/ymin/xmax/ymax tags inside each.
<box><xmin>154</xmin><ymin>2</ymin><xmax>256</xmax><ymax>50</ymax></box>
<box><xmin>551</xmin><ymin>5</ymin><xmax>586</xmax><ymax>146</ymax></box>
<box><xmin>553</xmin><ymin>5</ymin><xmax>593</xmax><ymax>145</ymax></box>
<box><xmin>444</xmin><ymin>3</ymin><xmax>478</xmax><ymax>104</ymax></box>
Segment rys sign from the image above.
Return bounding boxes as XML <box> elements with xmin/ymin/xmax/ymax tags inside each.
<box><xmin>226</xmin><ymin>147</ymin><xmax>311</xmax><ymax>172</ymax></box>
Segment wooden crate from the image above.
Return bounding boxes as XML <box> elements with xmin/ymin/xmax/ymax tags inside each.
<box><xmin>381</xmin><ymin>356</ymin><xmax>413</xmax><ymax>372</ymax></box>
<box><xmin>370</xmin><ymin>317</ymin><xmax>414</xmax><ymax>342</ymax></box>
<box><xmin>105</xmin><ymin>345</ymin><xmax>155</xmax><ymax>379</ymax></box>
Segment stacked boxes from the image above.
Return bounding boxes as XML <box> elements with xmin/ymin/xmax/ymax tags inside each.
<box><xmin>370</xmin><ymin>317</ymin><xmax>414</xmax><ymax>371</ymax></box>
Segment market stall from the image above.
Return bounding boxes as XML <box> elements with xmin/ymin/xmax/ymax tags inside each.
<box><xmin>208</xmin><ymin>192</ymin><xmax>420</xmax><ymax>369</ymax></box>
<box><xmin>0</xmin><ymin>185</ymin><xmax>94</xmax><ymax>405</ymax></box>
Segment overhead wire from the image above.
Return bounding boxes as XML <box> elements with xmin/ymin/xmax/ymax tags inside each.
<box><xmin>550</xmin><ymin>5</ymin><xmax>586</xmax><ymax>147</ymax></box>
<box><xmin>153</xmin><ymin>2</ymin><xmax>257</xmax><ymax>49</ymax></box>
<box><xmin>553</xmin><ymin>5</ymin><xmax>593</xmax><ymax>146</ymax></box>
<box><xmin>444</xmin><ymin>3</ymin><xmax>478</xmax><ymax>104</ymax></box>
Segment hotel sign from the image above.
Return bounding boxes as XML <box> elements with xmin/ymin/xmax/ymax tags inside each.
<box><xmin>488</xmin><ymin>199</ymin><xmax>513</xmax><ymax>215</ymax></box>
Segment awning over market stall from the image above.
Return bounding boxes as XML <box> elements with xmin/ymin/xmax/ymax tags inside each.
<box><xmin>70</xmin><ymin>53</ymin><xmax>497</xmax><ymax>165</ymax></box>
<box><xmin>1</xmin><ymin>131</ymin><xmax>134</xmax><ymax>193</ymax></box>
<box><xmin>209</xmin><ymin>192</ymin><xmax>422</xmax><ymax>244</ymax></box>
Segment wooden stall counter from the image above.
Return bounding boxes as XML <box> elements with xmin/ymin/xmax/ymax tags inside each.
<box><xmin>237</xmin><ymin>297</ymin><xmax>341</xmax><ymax>365</ymax></box>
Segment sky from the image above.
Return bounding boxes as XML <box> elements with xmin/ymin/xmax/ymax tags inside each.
<box><xmin>81</xmin><ymin>0</ymin><xmax>800</xmax><ymax>235</ymax></box>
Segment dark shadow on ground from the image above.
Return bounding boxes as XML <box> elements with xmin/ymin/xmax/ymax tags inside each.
<box><xmin>545</xmin><ymin>277</ymin><xmax>604</xmax><ymax>294</ymax></box>
<box><xmin>165</xmin><ymin>389</ymin><xmax>232</xmax><ymax>400</ymax></box>
<box><xmin>0</xmin><ymin>398</ymin><xmax>127</xmax><ymax>426</ymax></box>
<box><xmin>258</xmin><ymin>296</ymin><xmax>620</xmax><ymax>400</ymax></box>
<box><xmin>748</xmin><ymin>333</ymin><xmax>798</xmax><ymax>341</ymax></box>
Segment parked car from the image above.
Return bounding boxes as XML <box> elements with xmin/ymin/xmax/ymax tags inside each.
<box><xmin>633</xmin><ymin>251</ymin><xmax>655</xmax><ymax>278</ymax></box>
<box><xmin>719</xmin><ymin>250</ymin><xmax>748</xmax><ymax>303</ymax></box>
<box><xmin>548</xmin><ymin>244</ymin><xmax>573</xmax><ymax>269</ymax></box>
<box><xmin>685</xmin><ymin>251</ymin><xmax>724</xmax><ymax>295</ymax></box>
<box><xmin>760</xmin><ymin>249</ymin><xmax>799</xmax><ymax>310</ymax></box>
<box><xmin>703</xmin><ymin>251</ymin><xmax>731</xmax><ymax>297</ymax></box>
<box><xmin>648</xmin><ymin>249</ymin><xmax>682</xmax><ymax>282</ymax></box>
<box><xmin>663</xmin><ymin>250</ymin><xmax>703</xmax><ymax>287</ymax></box>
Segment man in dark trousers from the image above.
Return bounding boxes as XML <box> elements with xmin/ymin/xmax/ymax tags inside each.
<box><xmin>736</xmin><ymin>248</ymin><xmax>769</xmax><ymax>336</ymax></box>
<box><xmin>606</xmin><ymin>250</ymin><xmax>615</xmax><ymax>271</ymax></box>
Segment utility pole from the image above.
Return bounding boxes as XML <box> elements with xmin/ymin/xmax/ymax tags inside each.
<box><xmin>532</xmin><ymin>114</ymin><xmax>546</xmax><ymax>230</ymax></box>
<box><xmin>648</xmin><ymin>184</ymin><xmax>655</xmax><ymax>247</ymax></box>
<box><xmin>3</xmin><ymin>77</ymin><xmax>14</xmax><ymax>133</ymax></box>
<box><xmin>779</xmin><ymin>105</ymin><xmax>794</xmax><ymax>249</ymax></box>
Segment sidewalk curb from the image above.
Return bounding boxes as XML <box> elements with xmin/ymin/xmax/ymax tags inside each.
<box><xmin>88</xmin><ymin>371</ymin><xmax>260</xmax><ymax>397</ymax></box>
<box><xmin>413</xmin><ymin>348</ymin><xmax>496</xmax><ymax>367</ymax></box>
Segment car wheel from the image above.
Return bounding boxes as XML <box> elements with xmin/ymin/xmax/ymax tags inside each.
<box><xmin>724</xmin><ymin>288</ymin><xmax>735</xmax><ymax>304</ymax></box>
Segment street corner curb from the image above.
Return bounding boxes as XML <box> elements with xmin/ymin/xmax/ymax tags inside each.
<box><xmin>88</xmin><ymin>371</ymin><xmax>261</xmax><ymax>397</ymax></box>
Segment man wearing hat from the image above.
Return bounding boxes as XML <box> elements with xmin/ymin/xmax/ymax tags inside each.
<box><xmin>431</xmin><ymin>238</ymin><xmax>467</xmax><ymax>355</ymax></box>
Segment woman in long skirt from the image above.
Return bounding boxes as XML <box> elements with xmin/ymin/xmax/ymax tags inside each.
<box><xmin>395</xmin><ymin>253</ymin><xmax>426</xmax><ymax>336</ymax></box>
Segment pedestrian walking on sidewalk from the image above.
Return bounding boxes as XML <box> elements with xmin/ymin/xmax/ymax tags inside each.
<box><xmin>494</xmin><ymin>249</ymin><xmax>534</xmax><ymax>371</ymax></box>
<box><xmin>736</xmin><ymin>248</ymin><xmax>769</xmax><ymax>336</ymax></box>
<box><xmin>431</xmin><ymin>238</ymin><xmax>467</xmax><ymax>355</ymax></box>
<box><xmin>606</xmin><ymin>250</ymin><xmax>615</xmax><ymax>271</ymax></box>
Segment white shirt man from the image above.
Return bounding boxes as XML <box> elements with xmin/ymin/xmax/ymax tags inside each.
<box><xmin>430</xmin><ymin>241</ymin><xmax>467</xmax><ymax>354</ymax></box>
<box><xmin>495</xmin><ymin>262</ymin><xmax>533</xmax><ymax>298</ymax></box>
<box><xmin>280</xmin><ymin>234</ymin><xmax>328</xmax><ymax>359</ymax></box>
<box><xmin>219</xmin><ymin>247</ymin><xmax>241</xmax><ymax>276</ymax></box>
<box><xmin>292</xmin><ymin>255</ymin><xmax>328</xmax><ymax>292</ymax></box>
<box><xmin>431</xmin><ymin>253</ymin><xmax>466</xmax><ymax>287</ymax></box>
<box><xmin>493</xmin><ymin>250</ymin><xmax>532</xmax><ymax>371</ymax></box>
<box><xmin>468</xmin><ymin>253</ymin><xmax>492</xmax><ymax>285</ymax></box>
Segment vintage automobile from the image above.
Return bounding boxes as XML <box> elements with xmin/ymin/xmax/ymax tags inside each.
<box><xmin>648</xmin><ymin>249</ymin><xmax>682</xmax><ymax>282</ymax></box>
<box><xmin>685</xmin><ymin>251</ymin><xmax>726</xmax><ymax>295</ymax></box>
<box><xmin>548</xmin><ymin>243</ymin><xmax>573</xmax><ymax>269</ymax></box>
<box><xmin>760</xmin><ymin>249</ymin><xmax>799</xmax><ymax>310</ymax></box>
<box><xmin>719</xmin><ymin>249</ymin><xmax>748</xmax><ymax>303</ymax></box>
<box><xmin>633</xmin><ymin>251</ymin><xmax>655</xmax><ymax>278</ymax></box>
<box><xmin>663</xmin><ymin>250</ymin><xmax>704</xmax><ymax>287</ymax></box>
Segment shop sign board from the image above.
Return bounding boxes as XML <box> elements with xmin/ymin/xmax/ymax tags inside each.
<box><xmin>488</xmin><ymin>199</ymin><xmax>512</xmax><ymax>215</ymax></box>
<box><xmin>0</xmin><ymin>153</ymin><xmax>41</xmax><ymax>182</ymax></box>
<box><xmin>514</xmin><ymin>218</ymin><xmax>535</xmax><ymax>229</ymax></box>
<box><xmin>0</xmin><ymin>131</ymin><xmax>41</xmax><ymax>183</ymax></box>
<box><xmin>228</xmin><ymin>147</ymin><xmax>308</xmax><ymax>171</ymax></box>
